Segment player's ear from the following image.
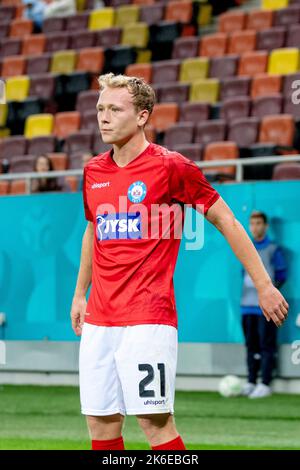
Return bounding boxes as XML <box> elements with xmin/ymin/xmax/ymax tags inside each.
<box><xmin>137</xmin><ymin>109</ymin><xmax>149</xmax><ymax>127</ymax></box>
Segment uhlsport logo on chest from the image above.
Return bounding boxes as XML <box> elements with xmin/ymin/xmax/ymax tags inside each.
<box><xmin>96</xmin><ymin>212</ymin><xmax>141</xmax><ymax>241</ymax></box>
<box><xmin>128</xmin><ymin>181</ymin><xmax>147</xmax><ymax>203</ymax></box>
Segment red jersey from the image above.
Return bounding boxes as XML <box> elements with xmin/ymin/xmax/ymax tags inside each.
<box><xmin>83</xmin><ymin>143</ymin><xmax>220</xmax><ymax>328</ymax></box>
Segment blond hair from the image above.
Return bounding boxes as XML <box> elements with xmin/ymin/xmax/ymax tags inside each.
<box><xmin>98</xmin><ymin>73</ymin><xmax>156</xmax><ymax>115</ymax></box>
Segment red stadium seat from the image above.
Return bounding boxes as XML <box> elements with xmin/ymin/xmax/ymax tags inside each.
<box><xmin>259</xmin><ymin>114</ymin><xmax>295</xmax><ymax>146</ymax></box>
<box><xmin>203</xmin><ymin>141</ymin><xmax>238</xmax><ymax>178</ymax></box>
<box><xmin>54</xmin><ymin>112</ymin><xmax>81</xmax><ymax>139</ymax></box>
<box><xmin>149</xmin><ymin>103</ymin><xmax>179</xmax><ymax>132</ymax></box>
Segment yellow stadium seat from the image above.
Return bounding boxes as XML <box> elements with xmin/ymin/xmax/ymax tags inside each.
<box><xmin>136</xmin><ymin>49</ymin><xmax>152</xmax><ymax>63</ymax></box>
<box><xmin>50</xmin><ymin>50</ymin><xmax>76</xmax><ymax>74</ymax></box>
<box><xmin>0</xmin><ymin>104</ymin><xmax>8</xmax><ymax>127</ymax></box>
<box><xmin>121</xmin><ymin>23</ymin><xmax>149</xmax><ymax>48</ymax></box>
<box><xmin>189</xmin><ymin>79</ymin><xmax>220</xmax><ymax>103</ymax></box>
<box><xmin>261</xmin><ymin>0</ymin><xmax>289</xmax><ymax>10</ymax></box>
<box><xmin>24</xmin><ymin>114</ymin><xmax>54</xmax><ymax>139</ymax></box>
<box><xmin>180</xmin><ymin>58</ymin><xmax>209</xmax><ymax>83</ymax></box>
<box><xmin>6</xmin><ymin>76</ymin><xmax>30</xmax><ymax>102</ymax></box>
<box><xmin>88</xmin><ymin>8</ymin><xmax>115</xmax><ymax>31</ymax></box>
<box><xmin>115</xmin><ymin>5</ymin><xmax>139</xmax><ymax>28</ymax></box>
<box><xmin>198</xmin><ymin>3</ymin><xmax>212</xmax><ymax>26</ymax></box>
<box><xmin>268</xmin><ymin>48</ymin><xmax>300</xmax><ymax>75</ymax></box>
<box><xmin>0</xmin><ymin>128</ymin><xmax>10</xmax><ymax>138</ymax></box>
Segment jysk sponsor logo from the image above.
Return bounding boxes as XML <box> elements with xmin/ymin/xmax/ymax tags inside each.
<box><xmin>128</xmin><ymin>181</ymin><xmax>147</xmax><ymax>203</ymax></box>
<box><xmin>96</xmin><ymin>212</ymin><xmax>142</xmax><ymax>241</ymax></box>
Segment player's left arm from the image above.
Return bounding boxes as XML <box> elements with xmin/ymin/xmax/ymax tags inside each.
<box><xmin>205</xmin><ymin>197</ymin><xmax>289</xmax><ymax>327</ymax></box>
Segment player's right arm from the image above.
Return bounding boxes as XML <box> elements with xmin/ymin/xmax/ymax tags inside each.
<box><xmin>71</xmin><ymin>221</ymin><xmax>93</xmax><ymax>336</ymax></box>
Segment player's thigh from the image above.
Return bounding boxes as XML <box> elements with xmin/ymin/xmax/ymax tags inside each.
<box><xmin>115</xmin><ymin>324</ymin><xmax>178</xmax><ymax>415</ymax></box>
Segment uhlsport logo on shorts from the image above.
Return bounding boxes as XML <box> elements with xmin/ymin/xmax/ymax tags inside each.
<box><xmin>128</xmin><ymin>181</ymin><xmax>147</xmax><ymax>203</ymax></box>
<box><xmin>96</xmin><ymin>212</ymin><xmax>142</xmax><ymax>241</ymax></box>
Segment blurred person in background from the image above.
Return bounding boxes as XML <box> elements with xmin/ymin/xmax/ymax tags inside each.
<box><xmin>44</xmin><ymin>0</ymin><xmax>76</xmax><ymax>18</ymax></box>
<box><xmin>31</xmin><ymin>154</ymin><xmax>61</xmax><ymax>193</ymax></box>
<box><xmin>23</xmin><ymin>0</ymin><xmax>45</xmax><ymax>32</ymax></box>
<box><xmin>241</xmin><ymin>211</ymin><xmax>288</xmax><ymax>399</ymax></box>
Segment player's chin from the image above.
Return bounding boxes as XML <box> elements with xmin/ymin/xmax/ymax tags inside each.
<box><xmin>100</xmin><ymin>132</ymin><xmax>115</xmax><ymax>144</ymax></box>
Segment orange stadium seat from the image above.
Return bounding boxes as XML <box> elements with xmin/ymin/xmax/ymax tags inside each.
<box><xmin>10</xmin><ymin>18</ymin><xmax>33</xmax><ymax>38</ymax></box>
<box><xmin>246</xmin><ymin>10</ymin><xmax>274</xmax><ymax>31</ymax></box>
<box><xmin>22</xmin><ymin>34</ymin><xmax>46</xmax><ymax>56</ymax></box>
<box><xmin>227</xmin><ymin>30</ymin><xmax>257</xmax><ymax>55</ymax></box>
<box><xmin>203</xmin><ymin>141</ymin><xmax>239</xmax><ymax>178</ymax></box>
<box><xmin>54</xmin><ymin>112</ymin><xmax>81</xmax><ymax>139</ymax></box>
<box><xmin>48</xmin><ymin>153</ymin><xmax>68</xmax><ymax>171</ymax></box>
<box><xmin>132</xmin><ymin>0</ymin><xmax>154</xmax><ymax>4</ymax></box>
<box><xmin>199</xmin><ymin>33</ymin><xmax>227</xmax><ymax>58</ymax></box>
<box><xmin>259</xmin><ymin>114</ymin><xmax>295</xmax><ymax>147</ymax></box>
<box><xmin>238</xmin><ymin>51</ymin><xmax>269</xmax><ymax>77</ymax></box>
<box><xmin>219</xmin><ymin>11</ymin><xmax>246</xmax><ymax>34</ymax></box>
<box><xmin>0</xmin><ymin>181</ymin><xmax>9</xmax><ymax>195</ymax></box>
<box><xmin>1</xmin><ymin>55</ymin><xmax>26</xmax><ymax>78</ymax></box>
<box><xmin>76</xmin><ymin>47</ymin><xmax>105</xmax><ymax>74</ymax></box>
<box><xmin>251</xmin><ymin>74</ymin><xmax>282</xmax><ymax>98</ymax></box>
<box><xmin>125</xmin><ymin>63</ymin><xmax>152</xmax><ymax>83</ymax></box>
<box><xmin>10</xmin><ymin>180</ymin><xmax>27</xmax><ymax>195</ymax></box>
<box><xmin>64</xmin><ymin>176</ymin><xmax>79</xmax><ymax>192</ymax></box>
<box><xmin>149</xmin><ymin>103</ymin><xmax>179</xmax><ymax>132</ymax></box>
<box><xmin>165</xmin><ymin>0</ymin><xmax>193</xmax><ymax>23</ymax></box>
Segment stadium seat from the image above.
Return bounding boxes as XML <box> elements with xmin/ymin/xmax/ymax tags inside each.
<box><xmin>199</xmin><ymin>33</ymin><xmax>227</xmax><ymax>58</ymax></box>
<box><xmin>0</xmin><ymin>104</ymin><xmax>8</xmax><ymax>128</ymax></box>
<box><xmin>172</xmin><ymin>37</ymin><xmax>199</xmax><ymax>60</ymax></box>
<box><xmin>238</xmin><ymin>51</ymin><xmax>268</xmax><ymax>76</ymax></box>
<box><xmin>155</xmin><ymin>83</ymin><xmax>189</xmax><ymax>104</ymax></box>
<box><xmin>171</xmin><ymin>144</ymin><xmax>203</xmax><ymax>162</ymax></box>
<box><xmin>26</xmin><ymin>53</ymin><xmax>51</xmax><ymax>75</ymax></box>
<box><xmin>163</xmin><ymin>122</ymin><xmax>194</xmax><ymax>148</ymax></box>
<box><xmin>81</xmin><ymin>110</ymin><xmax>98</xmax><ymax>131</ymax></box>
<box><xmin>76</xmin><ymin>47</ymin><xmax>104</xmax><ymax>73</ymax></box>
<box><xmin>259</xmin><ymin>114</ymin><xmax>295</xmax><ymax>146</ymax></box>
<box><xmin>262</xmin><ymin>0</ymin><xmax>289</xmax><ymax>9</ymax></box>
<box><xmin>149</xmin><ymin>21</ymin><xmax>180</xmax><ymax>61</ymax></box>
<box><xmin>286</xmin><ymin>24</ymin><xmax>300</xmax><ymax>48</ymax></box>
<box><xmin>209</xmin><ymin>55</ymin><xmax>238</xmax><ymax>79</ymax></box>
<box><xmin>180</xmin><ymin>58</ymin><xmax>209</xmax><ymax>83</ymax></box>
<box><xmin>24</xmin><ymin>114</ymin><xmax>54</xmax><ymax>139</ymax></box>
<box><xmin>274</xmin><ymin>5</ymin><xmax>300</xmax><ymax>26</ymax></box>
<box><xmin>219</xmin><ymin>11</ymin><xmax>246</xmax><ymax>34</ymax></box>
<box><xmin>125</xmin><ymin>63</ymin><xmax>152</xmax><ymax>83</ymax></box>
<box><xmin>6</xmin><ymin>76</ymin><xmax>30</xmax><ymax>101</ymax></box>
<box><xmin>251</xmin><ymin>74</ymin><xmax>282</xmax><ymax>99</ymax></box>
<box><xmin>251</xmin><ymin>94</ymin><xmax>283</xmax><ymax>118</ymax></box>
<box><xmin>1</xmin><ymin>55</ymin><xmax>25</xmax><ymax>78</ymax></box>
<box><xmin>0</xmin><ymin>181</ymin><xmax>9</xmax><ymax>195</ymax></box>
<box><xmin>197</xmin><ymin>1</ymin><xmax>212</xmax><ymax>27</ymax></box>
<box><xmin>88</xmin><ymin>8</ymin><xmax>115</xmax><ymax>30</ymax></box>
<box><xmin>227</xmin><ymin>30</ymin><xmax>257</xmax><ymax>55</ymax></box>
<box><xmin>9</xmin><ymin>155</ymin><xmax>35</xmax><ymax>173</ymax></box>
<box><xmin>64</xmin><ymin>130</ymin><xmax>93</xmax><ymax>156</ymax></box>
<box><xmin>189</xmin><ymin>79</ymin><xmax>220</xmax><ymax>104</ymax></box>
<box><xmin>256</xmin><ymin>27</ymin><xmax>286</xmax><ymax>51</ymax></box>
<box><xmin>22</xmin><ymin>34</ymin><xmax>46</xmax><ymax>56</ymax></box>
<box><xmin>203</xmin><ymin>141</ymin><xmax>238</xmax><ymax>178</ymax></box>
<box><xmin>0</xmin><ymin>136</ymin><xmax>27</xmax><ymax>160</ymax></box>
<box><xmin>48</xmin><ymin>152</ymin><xmax>68</xmax><ymax>171</ymax></box>
<box><xmin>121</xmin><ymin>23</ymin><xmax>149</xmax><ymax>48</ymax></box>
<box><xmin>43</xmin><ymin>16</ymin><xmax>66</xmax><ymax>34</ymax></box>
<box><xmin>51</xmin><ymin>50</ymin><xmax>76</xmax><ymax>74</ymax></box>
<box><xmin>139</xmin><ymin>3</ymin><xmax>164</xmax><ymax>25</ymax></box>
<box><xmin>283</xmin><ymin>96</ymin><xmax>300</xmax><ymax>120</ymax></box>
<box><xmin>104</xmin><ymin>45</ymin><xmax>136</xmax><ymax>75</ymax></box>
<box><xmin>7</xmin><ymin>98</ymin><xmax>43</xmax><ymax>135</ymax></box>
<box><xmin>132</xmin><ymin>0</ymin><xmax>155</xmax><ymax>5</ymax></box>
<box><xmin>179</xmin><ymin>102</ymin><xmax>210</xmax><ymax>123</ymax></box>
<box><xmin>283</xmin><ymin>72</ymin><xmax>300</xmax><ymax>98</ymax></box>
<box><xmin>94</xmin><ymin>27</ymin><xmax>122</xmax><ymax>48</ymax></box>
<box><xmin>0</xmin><ymin>23</ymin><xmax>10</xmax><ymax>41</ymax></box>
<box><xmin>76</xmin><ymin>91</ymin><xmax>99</xmax><ymax>114</ymax></box>
<box><xmin>272</xmin><ymin>162</ymin><xmax>300</xmax><ymax>180</ymax></box>
<box><xmin>220</xmin><ymin>96</ymin><xmax>251</xmax><ymax>122</ymax></box>
<box><xmin>70</xmin><ymin>31</ymin><xmax>95</xmax><ymax>50</ymax></box>
<box><xmin>45</xmin><ymin>32</ymin><xmax>71</xmax><ymax>53</ymax></box>
<box><xmin>10</xmin><ymin>179</ymin><xmax>27</xmax><ymax>194</ymax></box>
<box><xmin>149</xmin><ymin>103</ymin><xmax>179</xmax><ymax>132</ymax></box>
<box><xmin>64</xmin><ymin>176</ymin><xmax>79</xmax><ymax>192</ymax></box>
<box><xmin>54</xmin><ymin>111</ymin><xmax>81</xmax><ymax>139</ymax></box>
<box><xmin>246</xmin><ymin>10</ymin><xmax>274</xmax><ymax>31</ymax></box>
<box><xmin>0</xmin><ymin>38</ymin><xmax>21</xmax><ymax>57</ymax></box>
<box><xmin>268</xmin><ymin>48</ymin><xmax>300</xmax><ymax>75</ymax></box>
<box><xmin>10</xmin><ymin>18</ymin><xmax>33</xmax><ymax>38</ymax></box>
<box><xmin>65</xmin><ymin>12</ymin><xmax>89</xmax><ymax>31</ymax></box>
<box><xmin>115</xmin><ymin>5</ymin><xmax>139</xmax><ymax>27</ymax></box>
<box><xmin>220</xmin><ymin>76</ymin><xmax>251</xmax><ymax>100</ymax></box>
<box><xmin>165</xmin><ymin>0</ymin><xmax>193</xmax><ymax>24</ymax></box>
<box><xmin>27</xmin><ymin>136</ymin><xmax>56</xmax><ymax>156</ymax></box>
<box><xmin>0</xmin><ymin>5</ymin><xmax>16</xmax><ymax>22</ymax></box>
<box><xmin>194</xmin><ymin>120</ymin><xmax>226</xmax><ymax>146</ymax></box>
<box><xmin>152</xmin><ymin>60</ymin><xmax>180</xmax><ymax>84</ymax></box>
<box><xmin>227</xmin><ymin>117</ymin><xmax>259</xmax><ymax>148</ymax></box>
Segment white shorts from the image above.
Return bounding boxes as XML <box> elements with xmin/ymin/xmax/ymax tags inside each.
<box><xmin>79</xmin><ymin>323</ymin><xmax>178</xmax><ymax>416</ymax></box>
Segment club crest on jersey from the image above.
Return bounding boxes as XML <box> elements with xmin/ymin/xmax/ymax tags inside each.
<box><xmin>96</xmin><ymin>212</ymin><xmax>142</xmax><ymax>241</ymax></box>
<box><xmin>127</xmin><ymin>181</ymin><xmax>147</xmax><ymax>203</ymax></box>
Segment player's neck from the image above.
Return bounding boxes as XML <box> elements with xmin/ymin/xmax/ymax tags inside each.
<box><xmin>112</xmin><ymin>133</ymin><xmax>149</xmax><ymax>167</ymax></box>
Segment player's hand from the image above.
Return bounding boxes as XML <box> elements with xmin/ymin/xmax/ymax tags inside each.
<box><xmin>71</xmin><ymin>295</ymin><xmax>87</xmax><ymax>336</ymax></box>
<box><xmin>258</xmin><ymin>283</ymin><xmax>289</xmax><ymax>327</ymax></box>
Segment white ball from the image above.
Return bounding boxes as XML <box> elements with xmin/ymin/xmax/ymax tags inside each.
<box><xmin>218</xmin><ymin>375</ymin><xmax>242</xmax><ymax>397</ymax></box>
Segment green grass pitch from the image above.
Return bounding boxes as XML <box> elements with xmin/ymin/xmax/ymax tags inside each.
<box><xmin>0</xmin><ymin>385</ymin><xmax>299</xmax><ymax>450</ymax></box>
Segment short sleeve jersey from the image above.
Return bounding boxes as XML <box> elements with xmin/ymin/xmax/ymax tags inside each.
<box><xmin>83</xmin><ymin>143</ymin><xmax>220</xmax><ymax>328</ymax></box>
